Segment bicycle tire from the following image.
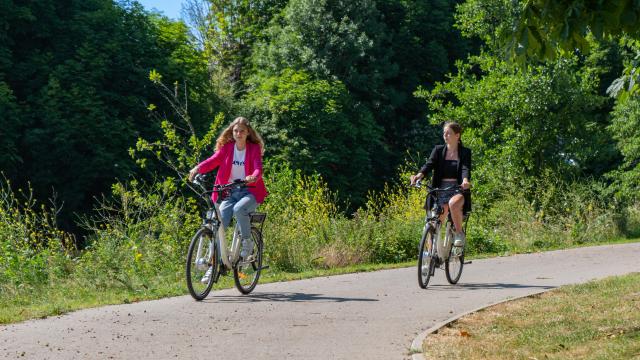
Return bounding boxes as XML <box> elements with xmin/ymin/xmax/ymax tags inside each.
<box><xmin>418</xmin><ymin>225</ymin><xmax>437</xmax><ymax>289</ymax></box>
<box><xmin>186</xmin><ymin>227</ymin><xmax>218</xmax><ymax>300</ymax></box>
<box><xmin>445</xmin><ymin>230</ymin><xmax>464</xmax><ymax>284</ymax></box>
<box><xmin>233</xmin><ymin>227</ymin><xmax>263</xmax><ymax>294</ymax></box>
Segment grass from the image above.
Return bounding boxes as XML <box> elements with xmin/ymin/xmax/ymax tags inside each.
<box><xmin>471</xmin><ymin>236</ymin><xmax>640</xmax><ymax>259</ymax></box>
<box><xmin>422</xmin><ymin>272</ymin><xmax>640</xmax><ymax>360</ymax></box>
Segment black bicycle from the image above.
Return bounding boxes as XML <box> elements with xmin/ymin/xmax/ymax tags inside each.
<box><xmin>185</xmin><ymin>174</ymin><xmax>267</xmax><ymax>300</ymax></box>
<box><xmin>413</xmin><ymin>181</ymin><xmax>470</xmax><ymax>288</ymax></box>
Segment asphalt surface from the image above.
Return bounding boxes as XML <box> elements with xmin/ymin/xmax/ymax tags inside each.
<box><xmin>1</xmin><ymin>242</ymin><xmax>639</xmax><ymax>359</ymax></box>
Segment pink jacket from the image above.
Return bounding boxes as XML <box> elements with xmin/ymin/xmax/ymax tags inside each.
<box><xmin>197</xmin><ymin>141</ymin><xmax>268</xmax><ymax>203</ymax></box>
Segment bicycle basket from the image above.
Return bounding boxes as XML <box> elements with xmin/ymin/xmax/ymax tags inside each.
<box><xmin>250</xmin><ymin>212</ymin><xmax>266</xmax><ymax>225</ymax></box>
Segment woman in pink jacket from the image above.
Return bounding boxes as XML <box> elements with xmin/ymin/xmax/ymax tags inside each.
<box><xmin>188</xmin><ymin>117</ymin><xmax>268</xmax><ymax>265</ymax></box>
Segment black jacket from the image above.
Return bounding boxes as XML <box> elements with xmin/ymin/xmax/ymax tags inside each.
<box><xmin>418</xmin><ymin>144</ymin><xmax>472</xmax><ymax>213</ymax></box>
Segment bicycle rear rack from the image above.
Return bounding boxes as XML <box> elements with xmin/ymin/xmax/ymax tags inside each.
<box><xmin>250</xmin><ymin>212</ymin><xmax>267</xmax><ymax>233</ymax></box>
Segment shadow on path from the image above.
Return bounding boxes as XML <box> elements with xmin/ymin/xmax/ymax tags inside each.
<box><xmin>426</xmin><ymin>282</ymin><xmax>556</xmax><ymax>291</ymax></box>
<box><xmin>204</xmin><ymin>292</ymin><xmax>379</xmax><ymax>304</ymax></box>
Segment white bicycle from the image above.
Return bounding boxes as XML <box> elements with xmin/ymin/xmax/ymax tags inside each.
<box><xmin>413</xmin><ymin>181</ymin><xmax>470</xmax><ymax>288</ymax></box>
<box><xmin>186</xmin><ymin>174</ymin><xmax>267</xmax><ymax>300</ymax></box>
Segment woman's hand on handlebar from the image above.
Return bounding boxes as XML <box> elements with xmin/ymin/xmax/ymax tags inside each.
<box><xmin>461</xmin><ymin>178</ymin><xmax>471</xmax><ymax>190</ymax></box>
<box><xmin>245</xmin><ymin>175</ymin><xmax>257</xmax><ymax>183</ymax></box>
<box><xmin>410</xmin><ymin>173</ymin><xmax>423</xmax><ymax>186</ymax></box>
<box><xmin>188</xmin><ymin>166</ymin><xmax>199</xmax><ymax>182</ymax></box>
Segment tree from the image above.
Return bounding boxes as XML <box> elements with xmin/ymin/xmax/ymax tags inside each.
<box><xmin>250</xmin><ymin>0</ymin><xmax>475</xmax><ymax>185</ymax></box>
<box><xmin>608</xmin><ymin>96</ymin><xmax>640</xmax><ymax>200</ymax></box>
<box><xmin>245</xmin><ymin>69</ymin><xmax>384</xmax><ymax>205</ymax></box>
<box><xmin>420</xmin><ymin>55</ymin><xmax>616</xmax><ymax>206</ymax></box>
<box><xmin>0</xmin><ymin>81</ymin><xmax>19</xmax><ymax>179</ymax></box>
<box><xmin>494</xmin><ymin>0</ymin><xmax>640</xmax><ymax>61</ymax></box>
<box><xmin>181</xmin><ymin>0</ymin><xmax>286</xmax><ymax>100</ymax></box>
<box><xmin>0</xmin><ymin>0</ymin><xmax>209</xmax><ymax>235</ymax></box>
<box><xmin>484</xmin><ymin>0</ymin><xmax>640</xmax><ymax>96</ymax></box>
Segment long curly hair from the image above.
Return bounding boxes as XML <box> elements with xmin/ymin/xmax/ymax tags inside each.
<box><xmin>215</xmin><ymin>117</ymin><xmax>265</xmax><ymax>154</ymax></box>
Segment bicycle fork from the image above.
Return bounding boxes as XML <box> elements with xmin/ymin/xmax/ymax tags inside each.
<box><xmin>435</xmin><ymin>223</ymin><xmax>453</xmax><ymax>262</ymax></box>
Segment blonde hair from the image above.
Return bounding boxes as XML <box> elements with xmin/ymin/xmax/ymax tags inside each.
<box><xmin>215</xmin><ymin>117</ymin><xmax>265</xmax><ymax>153</ymax></box>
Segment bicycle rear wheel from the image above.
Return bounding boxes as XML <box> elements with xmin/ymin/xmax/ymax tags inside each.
<box><xmin>445</xmin><ymin>230</ymin><xmax>464</xmax><ymax>284</ymax></box>
<box><xmin>418</xmin><ymin>225</ymin><xmax>437</xmax><ymax>289</ymax></box>
<box><xmin>233</xmin><ymin>227</ymin><xmax>263</xmax><ymax>294</ymax></box>
<box><xmin>186</xmin><ymin>228</ymin><xmax>218</xmax><ymax>300</ymax></box>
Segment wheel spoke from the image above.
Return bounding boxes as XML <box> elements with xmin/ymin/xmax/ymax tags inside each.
<box><xmin>418</xmin><ymin>227</ymin><xmax>435</xmax><ymax>289</ymax></box>
<box><xmin>186</xmin><ymin>228</ymin><xmax>217</xmax><ymax>300</ymax></box>
<box><xmin>233</xmin><ymin>228</ymin><xmax>263</xmax><ymax>294</ymax></box>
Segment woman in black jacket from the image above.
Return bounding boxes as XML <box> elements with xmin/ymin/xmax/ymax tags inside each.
<box><xmin>410</xmin><ymin>122</ymin><xmax>471</xmax><ymax>247</ymax></box>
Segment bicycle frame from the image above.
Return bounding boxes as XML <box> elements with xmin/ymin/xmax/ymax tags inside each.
<box><xmin>418</xmin><ymin>182</ymin><xmax>464</xmax><ymax>262</ymax></box>
<box><xmin>211</xmin><ymin>202</ymin><xmax>241</xmax><ymax>269</ymax></box>
<box><xmin>425</xmin><ymin>208</ymin><xmax>454</xmax><ymax>262</ymax></box>
<box><xmin>192</xmin><ymin>177</ymin><xmax>247</xmax><ymax>270</ymax></box>
<box><xmin>414</xmin><ymin>180</ymin><xmax>470</xmax><ymax>288</ymax></box>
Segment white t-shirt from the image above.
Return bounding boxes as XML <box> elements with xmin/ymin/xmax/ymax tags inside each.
<box><xmin>230</xmin><ymin>145</ymin><xmax>246</xmax><ymax>181</ymax></box>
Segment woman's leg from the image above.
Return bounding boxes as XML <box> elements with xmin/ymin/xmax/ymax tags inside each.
<box><xmin>233</xmin><ymin>191</ymin><xmax>258</xmax><ymax>258</ymax></box>
<box><xmin>448</xmin><ymin>194</ymin><xmax>465</xmax><ymax>234</ymax></box>
<box><xmin>439</xmin><ymin>204</ymin><xmax>450</xmax><ymax>226</ymax></box>
<box><xmin>219</xmin><ymin>197</ymin><xmax>237</xmax><ymax>228</ymax></box>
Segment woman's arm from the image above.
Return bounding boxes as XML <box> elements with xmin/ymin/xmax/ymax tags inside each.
<box><xmin>461</xmin><ymin>148</ymin><xmax>471</xmax><ymax>189</ymax></box>
<box><xmin>188</xmin><ymin>146</ymin><xmax>227</xmax><ymax>181</ymax></box>
<box><xmin>410</xmin><ymin>146</ymin><xmax>438</xmax><ymax>185</ymax></box>
<box><xmin>198</xmin><ymin>149</ymin><xmax>226</xmax><ymax>173</ymax></box>
<box><xmin>246</xmin><ymin>144</ymin><xmax>263</xmax><ymax>183</ymax></box>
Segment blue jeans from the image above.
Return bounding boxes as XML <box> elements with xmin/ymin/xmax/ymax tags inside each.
<box><xmin>219</xmin><ymin>187</ymin><xmax>258</xmax><ymax>240</ymax></box>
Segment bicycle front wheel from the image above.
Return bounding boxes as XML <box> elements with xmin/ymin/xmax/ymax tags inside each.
<box><xmin>418</xmin><ymin>225</ymin><xmax>437</xmax><ymax>289</ymax></box>
<box><xmin>233</xmin><ymin>227</ymin><xmax>263</xmax><ymax>294</ymax></box>
<box><xmin>186</xmin><ymin>228</ymin><xmax>218</xmax><ymax>300</ymax></box>
<box><xmin>445</xmin><ymin>240</ymin><xmax>464</xmax><ymax>284</ymax></box>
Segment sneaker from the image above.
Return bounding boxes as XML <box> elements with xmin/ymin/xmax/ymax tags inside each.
<box><xmin>195</xmin><ymin>257</ymin><xmax>209</xmax><ymax>271</ymax></box>
<box><xmin>240</xmin><ymin>238</ymin><xmax>253</xmax><ymax>259</ymax></box>
<box><xmin>453</xmin><ymin>231</ymin><xmax>466</xmax><ymax>247</ymax></box>
<box><xmin>200</xmin><ymin>266</ymin><xmax>213</xmax><ymax>284</ymax></box>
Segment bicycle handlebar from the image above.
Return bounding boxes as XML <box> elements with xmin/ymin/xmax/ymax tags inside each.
<box><xmin>411</xmin><ymin>180</ymin><xmax>466</xmax><ymax>194</ymax></box>
<box><xmin>213</xmin><ymin>179</ymin><xmax>251</xmax><ymax>192</ymax></box>
<box><xmin>192</xmin><ymin>174</ymin><xmax>253</xmax><ymax>193</ymax></box>
<box><xmin>192</xmin><ymin>174</ymin><xmax>207</xmax><ymax>188</ymax></box>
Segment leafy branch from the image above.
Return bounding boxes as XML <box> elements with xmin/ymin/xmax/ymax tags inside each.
<box><xmin>130</xmin><ymin>70</ymin><xmax>224</xmax><ymax>187</ymax></box>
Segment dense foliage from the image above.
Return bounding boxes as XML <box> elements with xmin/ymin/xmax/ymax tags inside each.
<box><xmin>1</xmin><ymin>0</ymin><xmax>640</xmax><ymax>321</ymax></box>
<box><xmin>0</xmin><ymin>0</ymin><xmax>209</xmax><ymax>233</ymax></box>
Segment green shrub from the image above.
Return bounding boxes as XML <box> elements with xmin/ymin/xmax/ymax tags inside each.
<box><xmin>259</xmin><ymin>163</ymin><xmax>339</xmax><ymax>271</ymax></box>
<box><xmin>76</xmin><ymin>178</ymin><xmax>200</xmax><ymax>290</ymax></box>
<box><xmin>467</xmin><ymin>174</ymin><xmax>623</xmax><ymax>253</ymax></box>
<box><xmin>0</xmin><ymin>178</ymin><xmax>74</xmax><ymax>291</ymax></box>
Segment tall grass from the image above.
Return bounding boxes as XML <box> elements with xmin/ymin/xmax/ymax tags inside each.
<box><xmin>466</xmin><ymin>175</ymin><xmax>625</xmax><ymax>254</ymax></box>
<box><xmin>0</xmin><ymin>178</ymin><xmax>74</xmax><ymax>296</ymax></box>
<box><xmin>75</xmin><ymin>178</ymin><xmax>201</xmax><ymax>291</ymax></box>
<box><xmin>261</xmin><ymin>164</ymin><xmax>426</xmax><ymax>270</ymax></box>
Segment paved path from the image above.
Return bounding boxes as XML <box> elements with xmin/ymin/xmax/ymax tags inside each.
<box><xmin>1</xmin><ymin>243</ymin><xmax>639</xmax><ymax>359</ymax></box>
